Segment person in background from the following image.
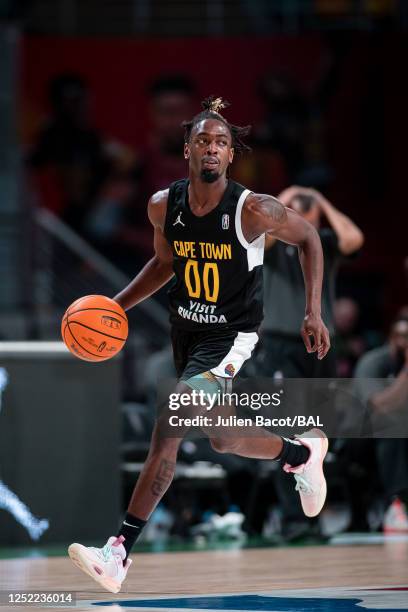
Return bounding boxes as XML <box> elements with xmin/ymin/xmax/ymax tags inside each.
<box><xmin>353</xmin><ymin>316</ymin><xmax>408</xmax><ymax>534</ymax></box>
<box><xmin>27</xmin><ymin>73</ymin><xmax>136</xmax><ymax>307</ymax></box>
<box><xmin>113</xmin><ymin>75</ymin><xmax>197</xmax><ymax>269</ymax></box>
<box><xmin>27</xmin><ymin>73</ymin><xmax>111</xmax><ymax>235</ymax></box>
<box><xmin>333</xmin><ymin>297</ymin><xmax>366</xmax><ymax>377</ymax></box>
<box><xmin>262</xmin><ymin>185</ymin><xmax>364</xmax><ymax>377</ymax></box>
<box><xmin>233</xmin><ymin>73</ymin><xmax>307</xmax><ymax>195</ymax></box>
<box><xmin>60</xmin><ymin>74</ymin><xmax>196</xmax><ymax>274</ymax></box>
<box><xmin>333</xmin><ymin>297</ymin><xmax>383</xmax><ymax>378</ymax></box>
<box><xmin>260</xmin><ymin>185</ymin><xmax>364</xmax><ymax>540</ymax></box>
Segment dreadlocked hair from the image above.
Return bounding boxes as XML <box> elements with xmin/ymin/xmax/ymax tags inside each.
<box><xmin>182</xmin><ymin>95</ymin><xmax>252</xmax><ymax>154</ymax></box>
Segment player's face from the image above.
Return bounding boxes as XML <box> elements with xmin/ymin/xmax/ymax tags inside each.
<box><xmin>185</xmin><ymin>119</ymin><xmax>234</xmax><ymax>183</ymax></box>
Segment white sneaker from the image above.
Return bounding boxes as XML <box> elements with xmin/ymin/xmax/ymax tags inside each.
<box><xmin>383</xmin><ymin>498</ymin><xmax>408</xmax><ymax>534</ymax></box>
<box><xmin>68</xmin><ymin>535</ymin><xmax>131</xmax><ymax>593</ymax></box>
<box><xmin>283</xmin><ymin>428</ymin><xmax>328</xmax><ymax>518</ymax></box>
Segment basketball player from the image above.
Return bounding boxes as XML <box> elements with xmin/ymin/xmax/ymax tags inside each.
<box><xmin>68</xmin><ymin>97</ymin><xmax>330</xmax><ymax>593</ymax></box>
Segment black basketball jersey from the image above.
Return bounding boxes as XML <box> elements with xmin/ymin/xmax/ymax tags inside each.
<box><xmin>164</xmin><ymin>178</ymin><xmax>265</xmax><ymax>332</ymax></box>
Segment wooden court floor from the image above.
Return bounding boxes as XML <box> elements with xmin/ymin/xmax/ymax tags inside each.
<box><xmin>0</xmin><ymin>543</ymin><xmax>407</xmax><ymax>611</ymax></box>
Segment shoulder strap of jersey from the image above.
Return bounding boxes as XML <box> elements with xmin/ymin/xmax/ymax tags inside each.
<box><xmin>224</xmin><ymin>179</ymin><xmax>246</xmax><ymax>209</ymax></box>
<box><xmin>164</xmin><ymin>179</ymin><xmax>188</xmax><ymax>235</ymax></box>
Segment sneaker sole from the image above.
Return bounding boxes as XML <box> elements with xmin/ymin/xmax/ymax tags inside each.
<box><xmin>303</xmin><ymin>428</ymin><xmax>328</xmax><ymax>518</ymax></box>
<box><xmin>68</xmin><ymin>544</ymin><xmax>121</xmax><ymax>594</ymax></box>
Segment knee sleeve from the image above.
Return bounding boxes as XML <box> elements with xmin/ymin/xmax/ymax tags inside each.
<box><xmin>183</xmin><ymin>371</ymin><xmax>222</xmax><ymax>395</ymax></box>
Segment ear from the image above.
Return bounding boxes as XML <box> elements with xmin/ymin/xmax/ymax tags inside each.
<box><xmin>229</xmin><ymin>148</ymin><xmax>234</xmax><ymax>164</ymax></box>
<box><xmin>184</xmin><ymin>143</ymin><xmax>190</xmax><ymax>160</ymax></box>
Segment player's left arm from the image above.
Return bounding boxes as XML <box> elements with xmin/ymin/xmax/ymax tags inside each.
<box><xmin>243</xmin><ymin>193</ymin><xmax>330</xmax><ymax>359</ymax></box>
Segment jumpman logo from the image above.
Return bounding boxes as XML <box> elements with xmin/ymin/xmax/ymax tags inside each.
<box><xmin>173</xmin><ymin>212</ymin><xmax>185</xmax><ymax>227</ymax></box>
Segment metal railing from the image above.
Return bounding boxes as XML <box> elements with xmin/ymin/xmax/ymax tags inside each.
<box><xmin>33</xmin><ymin>206</ymin><xmax>169</xmax><ymax>338</ymax></box>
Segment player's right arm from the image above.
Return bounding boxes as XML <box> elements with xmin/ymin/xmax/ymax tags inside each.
<box><xmin>264</xmin><ymin>187</ymin><xmax>300</xmax><ymax>250</ymax></box>
<box><xmin>113</xmin><ymin>190</ymin><xmax>174</xmax><ymax>311</ymax></box>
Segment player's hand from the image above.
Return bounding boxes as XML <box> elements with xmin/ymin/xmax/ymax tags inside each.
<box><xmin>301</xmin><ymin>313</ymin><xmax>331</xmax><ymax>360</ymax></box>
<box><xmin>277</xmin><ymin>186</ymin><xmax>303</xmax><ymax>205</ymax></box>
<box><xmin>277</xmin><ymin>185</ymin><xmax>323</xmax><ymax>206</ymax></box>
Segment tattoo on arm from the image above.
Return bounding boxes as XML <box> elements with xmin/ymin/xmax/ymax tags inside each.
<box><xmin>266</xmin><ymin>197</ymin><xmax>287</xmax><ymax>224</ymax></box>
<box><xmin>255</xmin><ymin>194</ymin><xmax>287</xmax><ymax>225</ymax></box>
<box><xmin>150</xmin><ymin>459</ymin><xmax>176</xmax><ymax>496</ymax></box>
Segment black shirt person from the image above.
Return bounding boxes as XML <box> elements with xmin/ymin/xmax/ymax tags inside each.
<box><xmin>262</xmin><ymin>185</ymin><xmax>364</xmax><ymax>379</ymax></box>
<box><xmin>260</xmin><ymin>186</ymin><xmax>364</xmax><ymax>540</ymax></box>
<box><xmin>353</xmin><ymin>316</ymin><xmax>408</xmax><ymax>513</ymax></box>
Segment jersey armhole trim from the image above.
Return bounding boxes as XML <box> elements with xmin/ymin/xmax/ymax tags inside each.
<box><xmin>235</xmin><ymin>189</ymin><xmax>252</xmax><ymax>250</ymax></box>
<box><xmin>163</xmin><ymin>182</ymin><xmax>175</xmax><ymax>235</ymax></box>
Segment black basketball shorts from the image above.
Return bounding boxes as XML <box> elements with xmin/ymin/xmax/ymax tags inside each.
<box><xmin>171</xmin><ymin>327</ymin><xmax>259</xmax><ymax>381</ymax></box>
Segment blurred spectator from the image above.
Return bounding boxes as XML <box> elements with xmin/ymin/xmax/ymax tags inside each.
<box><xmin>27</xmin><ymin>73</ymin><xmax>114</xmax><ymax>235</ymax></box>
<box><xmin>108</xmin><ymin>75</ymin><xmax>196</xmax><ymax>271</ymax></box>
<box><xmin>234</xmin><ymin>66</ymin><xmax>334</xmax><ymax>194</ymax></box>
<box><xmin>354</xmin><ymin>316</ymin><xmax>408</xmax><ymax>416</ymax></box>
<box><xmin>334</xmin><ymin>297</ymin><xmax>366</xmax><ymax>377</ymax></box>
<box><xmin>255</xmin><ymin>73</ymin><xmax>306</xmax><ymax>177</ymax></box>
<box><xmin>257</xmin><ymin>185</ymin><xmax>364</xmax><ymax>539</ymax></box>
<box><xmin>262</xmin><ymin>186</ymin><xmax>364</xmax><ymax>364</ymax></box>
<box><xmin>26</xmin><ymin>72</ymin><xmax>139</xmax><ymax>304</ymax></box>
<box><xmin>334</xmin><ymin>297</ymin><xmax>383</xmax><ymax>377</ymax></box>
<box><xmin>32</xmin><ymin>73</ymin><xmax>196</xmax><ymax>274</ymax></box>
<box><xmin>234</xmin><ymin>73</ymin><xmax>307</xmax><ymax>193</ymax></box>
<box><xmin>145</xmin><ymin>74</ymin><xmax>196</xmax><ymax>185</ymax></box>
<box><xmin>353</xmin><ymin>315</ymin><xmax>408</xmax><ymax>531</ymax></box>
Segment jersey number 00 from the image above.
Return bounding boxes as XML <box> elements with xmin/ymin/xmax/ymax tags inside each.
<box><xmin>184</xmin><ymin>260</ymin><xmax>220</xmax><ymax>303</ymax></box>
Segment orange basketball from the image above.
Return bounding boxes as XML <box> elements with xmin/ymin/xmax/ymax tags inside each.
<box><xmin>61</xmin><ymin>295</ymin><xmax>128</xmax><ymax>362</ymax></box>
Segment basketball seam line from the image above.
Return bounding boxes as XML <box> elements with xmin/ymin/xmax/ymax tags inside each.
<box><xmin>67</xmin><ymin>319</ymin><xmax>127</xmax><ymax>342</ymax></box>
<box><xmin>62</xmin><ymin>323</ymin><xmax>99</xmax><ymax>360</ymax></box>
<box><xmin>65</xmin><ymin>320</ymin><xmax>109</xmax><ymax>359</ymax></box>
<box><xmin>67</xmin><ymin>307</ymin><xmax>127</xmax><ymax>322</ymax></box>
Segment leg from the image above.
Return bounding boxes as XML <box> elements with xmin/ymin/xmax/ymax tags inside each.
<box><xmin>68</xmin><ymin>382</ymin><xmax>195</xmax><ymax>593</ymax></box>
<box><xmin>200</xmin><ymin>400</ymin><xmax>282</xmax><ymax>459</ymax></box>
<box><xmin>256</xmin><ymin>334</ymin><xmax>325</xmax><ymax>529</ymax></box>
<box><xmin>202</xmin><ymin>401</ymin><xmax>327</xmax><ymax>519</ymax></box>
<box><xmin>210</xmin><ymin>422</ymin><xmax>283</xmax><ymax>458</ymax></box>
<box><xmin>126</xmin><ymin>419</ymin><xmax>183</xmax><ymax>520</ymax></box>
<box><xmin>126</xmin><ymin>379</ymin><xmax>208</xmax><ymax>518</ymax></box>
